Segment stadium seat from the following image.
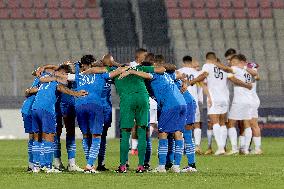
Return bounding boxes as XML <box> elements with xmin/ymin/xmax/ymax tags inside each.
<box><xmin>179</xmin><ymin>0</ymin><xmax>190</xmax><ymax>8</ymax></box>
<box><xmin>55</xmin><ymin>40</ymin><xmax>68</xmax><ymax>50</ymax></box>
<box><xmin>35</xmin><ymin>8</ymin><xmax>48</xmax><ymax>18</ymax></box>
<box><xmin>75</xmin><ymin>8</ymin><xmax>86</xmax><ymax>18</ymax></box>
<box><xmin>22</xmin><ymin>8</ymin><xmax>34</xmax><ymax>19</ymax></box>
<box><xmin>220</xmin><ymin>8</ymin><xmax>233</xmax><ymax>19</ymax></box>
<box><xmin>48</xmin><ymin>8</ymin><xmax>61</xmax><ymax>19</ymax></box>
<box><xmin>20</xmin><ymin>0</ymin><xmax>33</xmax><ymax>8</ymax></box>
<box><xmin>181</xmin><ymin>9</ymin><xmax>192</xmax><ymax>18</ymax></box>
<box><xmin>165</xmin><ymin>0</ymin><xmax>177</xmax><ymax>8</ymax></box>
<box><xmin>272</xmin><ymin>0</ymin><xmax>284</xmax><ymax>8</ymax></box>
<box><xmin>50</xmin><ymin>20</ymin><xmax>63</xmax><ymax>29</ymax></box>
<box><xmin>74</xmin><ymin>0</ymin><xmax>85</xmax><ymax>8</ymax></box>
<box><xmin>87</xmin><ymin>8</ymin><xmax>100</xmax><ymax>19</ymax></box>
<box><xmin>207</xmin><ymin>9</ymin><xmax>219</xmax><ymax>19</ymax></box>
<box><xmin>47</xmin><ymin>0</ymin><xmax>59</xmax><ymax>8</ymax></box>
<box><xmin>219</xmin><ymin>0</ymin><xmax>231</xmax><ymax>8</ymax></box>
<box><xmin>194</xmin><ymin>8</ymin><xmax>206</xmax><ymax>18</ymax></box>
<box><xmin>222</xmin><ymin>20</ymin><xmax>235</xmax><ymax>29</ymax></box>
<box><xmin>10</xmin><ymin>8</ymin><xmax>22</xmax><ymax>18</ymax></box>
<box><xmin>261</xmin><ymin>8</ymin><xmax>272</xmax><ymax>18</ymax></box>
<box><xmin>192</xmin><ymin>0</ymin><xmax>205</xmax><ymax>8</ymax></box>
<box><xmin>34</xmin><ymin>0</ymin><xmax>46</xmax><ymax>8</ymax></box>
<box><xmin>206</xmin><ymin>0</ymin><xmax>218</xmax><ymax>8</ymax></box>
<box><xmin>60</xmin><ymin>0</ymin><xmax>73</xmax><ymax>8</ymax></box>
<box><xmin>260</xmin><ymin>0</ymin><xmax>271</xmax><ymax>8</ymax></box>
<box><xmin>247</xmin><ymin>8</ymin><xmax>260</xmax><ymax>18</ymax></box>
<box><xmin>64</xmin><ymin>19</ymin><xmax>77</xmax><ymax>29</ymax></box>
<box><xmin>246</xmin><ymin>0</ymin><xmax>258</xmax><ymax>8</ymax></box>
<box><xmin>7</xmin><ymin>0</ymin><xmax>20</xmax><ymax>8</ymax></box>
<box><xmin>209</xmin><ymin>19</ymin><xmax>221</xmax><ymax>30</ymax></box>
<box><xmin>234</xmin><ymin>8</ymin><xmax>246</xmax><ymax>18</ymax></box>
<box><xmin>77</xmin><ymin>20</ymin><xmax>90</xmax><ymax>29</ymax></box>
<box><xmin>0</xmin><ymin>9</ymin><xmax>9</xmax><ymax>19</ymax></box>
<box><xmin>232</xmin><ymin>0</ymin><xmax>245</xmax><ymax>8</ymax></box>
<box><xmin>167</xmin><ymin>8</ymin><xmax>180</xmax><ymax>19</ymax></box>
<box><xmin>62</xmin><ymin>8</ymin><xmax>74</xmax><ymax>19</ymax></box>
<box><xmin>0</xmin><ymin>1</ymin><xmax>6</xmax><ymax>8</ymax></box>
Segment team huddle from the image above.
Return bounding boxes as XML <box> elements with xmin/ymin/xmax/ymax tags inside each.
<box><xmin>21</xmin><ymin>48</ymin><xmax>262</xmax><ymax>174</ymax></box>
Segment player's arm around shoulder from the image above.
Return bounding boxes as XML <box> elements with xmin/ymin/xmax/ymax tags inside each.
<box><xmin>227</xmin><ymin>74</ymin><xmax>252</xmax><ymax>90</ymax></box>
<box><xmin>57</xmin><ymin>84</ymin><xmax>88</xmax><ymax>97</ymax></box>
<box><xmin>212</xmin><ymin>60</ymin><xmax>234</xmax><ymax>73</ymax></box>
<box><xmin>118</xmin><ymin>69</ymin><xmax>153</xmax><ymax>80</ymax></box>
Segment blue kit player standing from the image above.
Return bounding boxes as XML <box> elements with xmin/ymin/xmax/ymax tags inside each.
<box><xmin>31</xmin><ymin>65</ymin><xmax>87</xmax><ymax>173</ymax></box>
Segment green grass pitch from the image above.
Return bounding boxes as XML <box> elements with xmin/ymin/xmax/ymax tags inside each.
<box><xmin>0</xmin><ymin>138</ymin><xmax>284</xmax><ymax>189</ymax></box>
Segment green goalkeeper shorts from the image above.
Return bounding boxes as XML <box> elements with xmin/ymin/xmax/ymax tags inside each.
<box><xmin>119</xmin><ymin>92</ymin><xmax>149</xmax><ymax>129</ymax></box>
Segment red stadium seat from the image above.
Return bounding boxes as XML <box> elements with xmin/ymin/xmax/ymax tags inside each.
<box><xmin>47</xmin><ymin>0</ymin><xmax>59</xmax><ymax>8</ymax></box>
<box><xmin>219</xmin><ymin>0</ymin><xmax>231</xmax><ymax>8</ymax></box>
<box><xmin>62</xmin><ymin>8</ymin><xmax>74</xmax><ymax>18</ymax></box>
<box><xmin>234</xmin><ymin>8</ymin><xmax>246</xmax><ymax>18</ymax></box>
<box><xmin>272</xmin><ymin>0</ymin><xmax>284</xmax><ymax>8</ymax></box>
<box><xmin>220</xmin><ymin>8</ymin><xmax>233</xmax><ymax>19</ymax></box>
<box><xmin>87</xmin><ymin>0</ymin><xmax>97</xmax><ymax>7</ymax></box>
<box><xmin>194</xmin><ymin>8</ymin><xmax>206</xmax><ymax>18</ymax></box>
<box><xmin>165</xmin><ymin>0</ymin><xmax>177</xmax><ymax>8</ymax></box>
<box><xmin>49</xmin><ymin>8</ymin><xmax>60</xmax><ymax>18</ymax></box>
<box><xmin>232</xmin><ymin>0</ymin><xmax>245</xmax><ymax>8</ymax></box>
<box><xmin>75</xmin><ymin>8</ymin><xmax>86</xmax><ymax>18</ymax></box>
<box><xmin>87</xmin><ymin>8</ymin><xmax>100</xmax><ymax>19</ymax></box>
<box><xmin>260</xmin><ymin>0</ymin><xmax>271</xmax><ymax>8</ymax></box>
<box><xmin>74</xmin><ymin>0</ymin><xmax>85</xmax><ymax>8</ymax></box>
<box><xmin>179</xmin><ymin>0</ymin><xmax>190</xmax><ymax>8</ymax></box>
<box><xmin>10</xmin><ymin>8</ymin><xmax>22</xmax><ymax>18</ymax></box>
<box><xmin>23</xmin><ymin>8</ymin><xmax>34</xmax><ymax>18</ymax></box>
<box><xmin>7</xmin><ymin>0</ymin><xmax>20</xmax><ymax>8</ymax></box>
<box><xmin>167</xmin><ymin>8</ymin><xmax>180</xmax><ymax>19</ymax></box>
<box><xmin>192</xmin><ymin>0</ymin><xmax>205</xmax><ymax>8</ymax></box>
<box><xmin>207</xmin><ymin>9</ymin><xmax>219</xmax><ymax>18</ymax></box>
<box><xmin>248</xmin><ymin>8</ymin><xmax>260</xmax><ymax>18</ymax></box>
<box><xmin>0</xmin><ymin>1</ymin><xmax>5</xmax><ymax>8</ymax></box>
<box><xmin>60</xmin><ymin>0</ymin><xmax>73</xmax><ymax>8</ymax></box>
<box><xmin>181</xmin><ymin>8</ymin><xmax>192</xmax><ymax>18</ymax></box>
<box><xmin>35</xmin><ymin>8</ymin><xmax>48</xmax><ymax>18</ymax></box>
<box><xmin>0</xmin><ymin>9</ymin><xmax>9</xmax><ymax>18</ymax></box>
<box><xmin>34</xmin><ymin>0</ymin><xmax>45</xmax><ymax>8</ymax></box>
<box><xmin>260</xmin><ymin>8</ymin><xmax>272</xmax><ymax>18</ymax></box>
<box><xmin>21</xmin><ymin>0</ymin><xmax>33</xmax><ymax>8</ymax></box>
<box><xmin>206</xmin><ymin>0</ymin><xmax>218</xmax><ymax>8</ymax></box>
<box><xmin>247</xmin><ymin>0</ymin><xmax>258</xmax><ymax>8</ymax></box>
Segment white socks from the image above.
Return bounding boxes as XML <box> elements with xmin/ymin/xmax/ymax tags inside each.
<box><xmin>220</xmin><ymin>126</ymin><xmax>227</xmax><ymax>148</ymax></box>
<box><xmin>239</xmin><ymin>136</ymin><xmax>245</xmax><ymax>150</ymax></box>
<box><xmin>228</xmin><ymin>127</ymin><xmax>238</xmax><ymax>151</ymax></box>
<box><xmin>194</xmin><ymin>128</ymin><xmax>202</xmax><ymax>146</ymax></box>
<box><xmin>253</xmin><ymin>137</ymin><xmax>261</xmax><ymax>151</ymax></box>
<box><xmin>131</xmin><ymin>139</ymin><xmax>138</xmax><ymax>150</ymax></box>
<box><xmin>244</xmin><ymin>127</ymin><xmax>252</xmax><ymax>152</ymax></box>
<box><xmin>150</xmin><ymin>125</ymin><xmax>154</xmax><ymax>137</ymax></box>
<box><xmin>68</xmin><ymin>158</ymin><xmax>75</xmax><ymax>166</ymax></box>
<box><xmin>207</xmin><ymin>130</ymin><xmax>213</xmax><ymax>148</ymax></box>
<box><xmin>213</xmin><ymin>124</ymin><xmax>222</xmax><ymax>149</ymax></box>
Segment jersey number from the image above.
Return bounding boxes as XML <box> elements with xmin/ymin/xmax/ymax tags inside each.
<box><xmin>244</xmin><ymin>73</ymin><xmax>252</xmax><ymax>83</ymax></box>
<box><xmin>188</xmin><ymin>74</ymin><xmax>194</xmax><ymax>81</ymax></box>
<box><xmin>214</xmin><ymin>67</ymin><xmax>223</xmax><ymax>80</ymax></box>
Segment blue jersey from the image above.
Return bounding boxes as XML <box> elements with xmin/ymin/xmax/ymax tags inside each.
<box><xmin>150</xmin><ymin>73</ymin><xmax>186</xmax><ymax>111</ymax></box>
<box><xmin>21</xmin><ymin>77</ymin><xmax>40</xmax><ymax>115</ymax></box>
<box><xmin>60</xmin><ymin>82</ymin><xmax>75</xmax><ymax>106</ymax></box>
<box><xmin>101</xmin><ymin>78</ymin><xmax>112</xmax><ymax>106</ymax></box>
<box><xmin>32</xmin><ymin>79</ymin><xmax>59</xmax><ymax>114</ymax></box>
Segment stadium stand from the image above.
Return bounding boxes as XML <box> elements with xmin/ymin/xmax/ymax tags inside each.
<box><xmin>165</xmin><ymin>0</ymin><xmax>284</xmax><ymax>100</ymax></box>
<box><xmin>0</xmin><ymin>0</ymin><xmax>107</xmax><ymax>97</ymax></box>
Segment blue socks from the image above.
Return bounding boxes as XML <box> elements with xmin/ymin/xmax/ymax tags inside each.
<box><xmin>174</xmin><ymin>139</ymin><xmax>184</xmax><ymax>166</ymax></box>
<box><xmin>43</xmin><ymin>140</ymin><xmax>54</xmax><ymax>169</ymax></box>
<box><xmin>32</xmin><ymin>140</ymin><xmax>40</xmax><ymax>167</ymax></box>
<box><xmin>166</xmin><ymin>135</ymin><xmax>175</xmax><ymax>164</ymax></box>
<box><xmin>28</xmin><ymin>139</ymin><xmax>33</xmax><ymax>165</ymax></box>
<box><xmin>40</xmin><ymin>142</ymin><xmax>46</xmax><ymax>168</ymax></box>
<box><xmin>158</xmin><ymin>139</ymin><xmax>168</xmax><ymax>165</ymax></box>
<box><xmin>98</xmin><ymin>135</ymin><xmax>107</xmax><ymax>166</ymax></box>
<box><xmin>144</xmin><ymin>137</ymin><xmax>152</xmax><ymax>164</ymax></box>
<box><xmin>53</xmin><ymin>136</ymin><xmax>61</xmax><ymax>159</ymax></box>
<box><xmin>82</xmin><ymin>137</ymin><xmax>91</xmax><ymax>161</ymax></box>
<box><xmin>184</xmin><ymin>129</ymin><xmax>196</xmax><ymax>165</ymax></box>
<box><xmin>66</xmin><ymin>136</ymin><xmax>76</xmax><ymax>160</ymax></box>
<box><xmin>87</xmin><ymin>138</ymin><xmax>101</xmax><ymax>167</ymax></box>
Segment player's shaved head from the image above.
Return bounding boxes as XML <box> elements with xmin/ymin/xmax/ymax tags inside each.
<box><xmin>135</xmin><ymin>48</ymin><xmax>147</xmax><ymax>63</ymax></box>
<box><xmin>102</xmin><ymin>54</ymin><xmax>114</xmax><ymax>66</ymax></box>
<box><xmin>206</xmin><ymin>52</ymin><xmax>217</xmax><ymax>61</ymax></box>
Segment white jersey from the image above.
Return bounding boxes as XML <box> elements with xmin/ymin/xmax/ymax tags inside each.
<box><xmin>201</xmin><ymin>63</ymin><xmax>229</xmax><ymax>105</ymax></box>
<box><xmin>231</xmin><ymin>66</ymin><xmax>253</xmax><ymax>104</ymax></box>
<box><xmin>130</xmin><ymin>61</ymin><xmax>138</xmax><ymax>67</ymax></box>
<box><xmin>178</xmin><ymin>67</ymin><xmax>201</xmax><ymax>102</ymax></box>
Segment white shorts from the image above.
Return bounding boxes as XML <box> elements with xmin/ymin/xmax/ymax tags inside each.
<box><xmin>250</xmin><ymin>98</ymin><xmax>260</xmax><ymax>119</ymax></box>
<box><xmin>207</xmin><ymin>102</ymin><xmax>229</xmax><ymax>115</ymax></box>
<box><xmin>195</xmin><ymin>105</ymin><xmax>201</xmax><ymax>122</ymax></box>
<box><xmin>228</xmin><ymin>102</ymin><xmax>252</xmax><ymax>120</ymax></box>
<box><xmin>149</xmin><ymin>109</ymin><xmax>158</xmax><ymax>124</ymax></box>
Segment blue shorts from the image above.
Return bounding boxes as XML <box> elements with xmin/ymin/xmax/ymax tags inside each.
<box><xmin>158</xmin><ymin>105</ymin><xmax>187</xmax><ymax>133</ymax></box>
<box><xmin>186</xmin><ymin>101</ymin><xmax>196</xmax><ymax>125</ymax></box>
<box><xmin>60</xmin><ymin>102</ymin><xmax>76</xmax><ymax>117</ymax></box>
<box><xmin>32</xmin><ymin>109</ymin><xmax>56</xmax><ymax>133</ymax></box>
<box><xmin>103</xmin><ymin>103</ymin><xmax>112</xmax><ymax>127</ymax></box>
<box><xmin>76</xmin><ymin>103</ymin><xmax>104</xmax><ymax>135</ymax></box>
<box><xmin>22</xmin><ymin>113</ymin><xmax>33</xmax><ymax>133</ymax></box>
